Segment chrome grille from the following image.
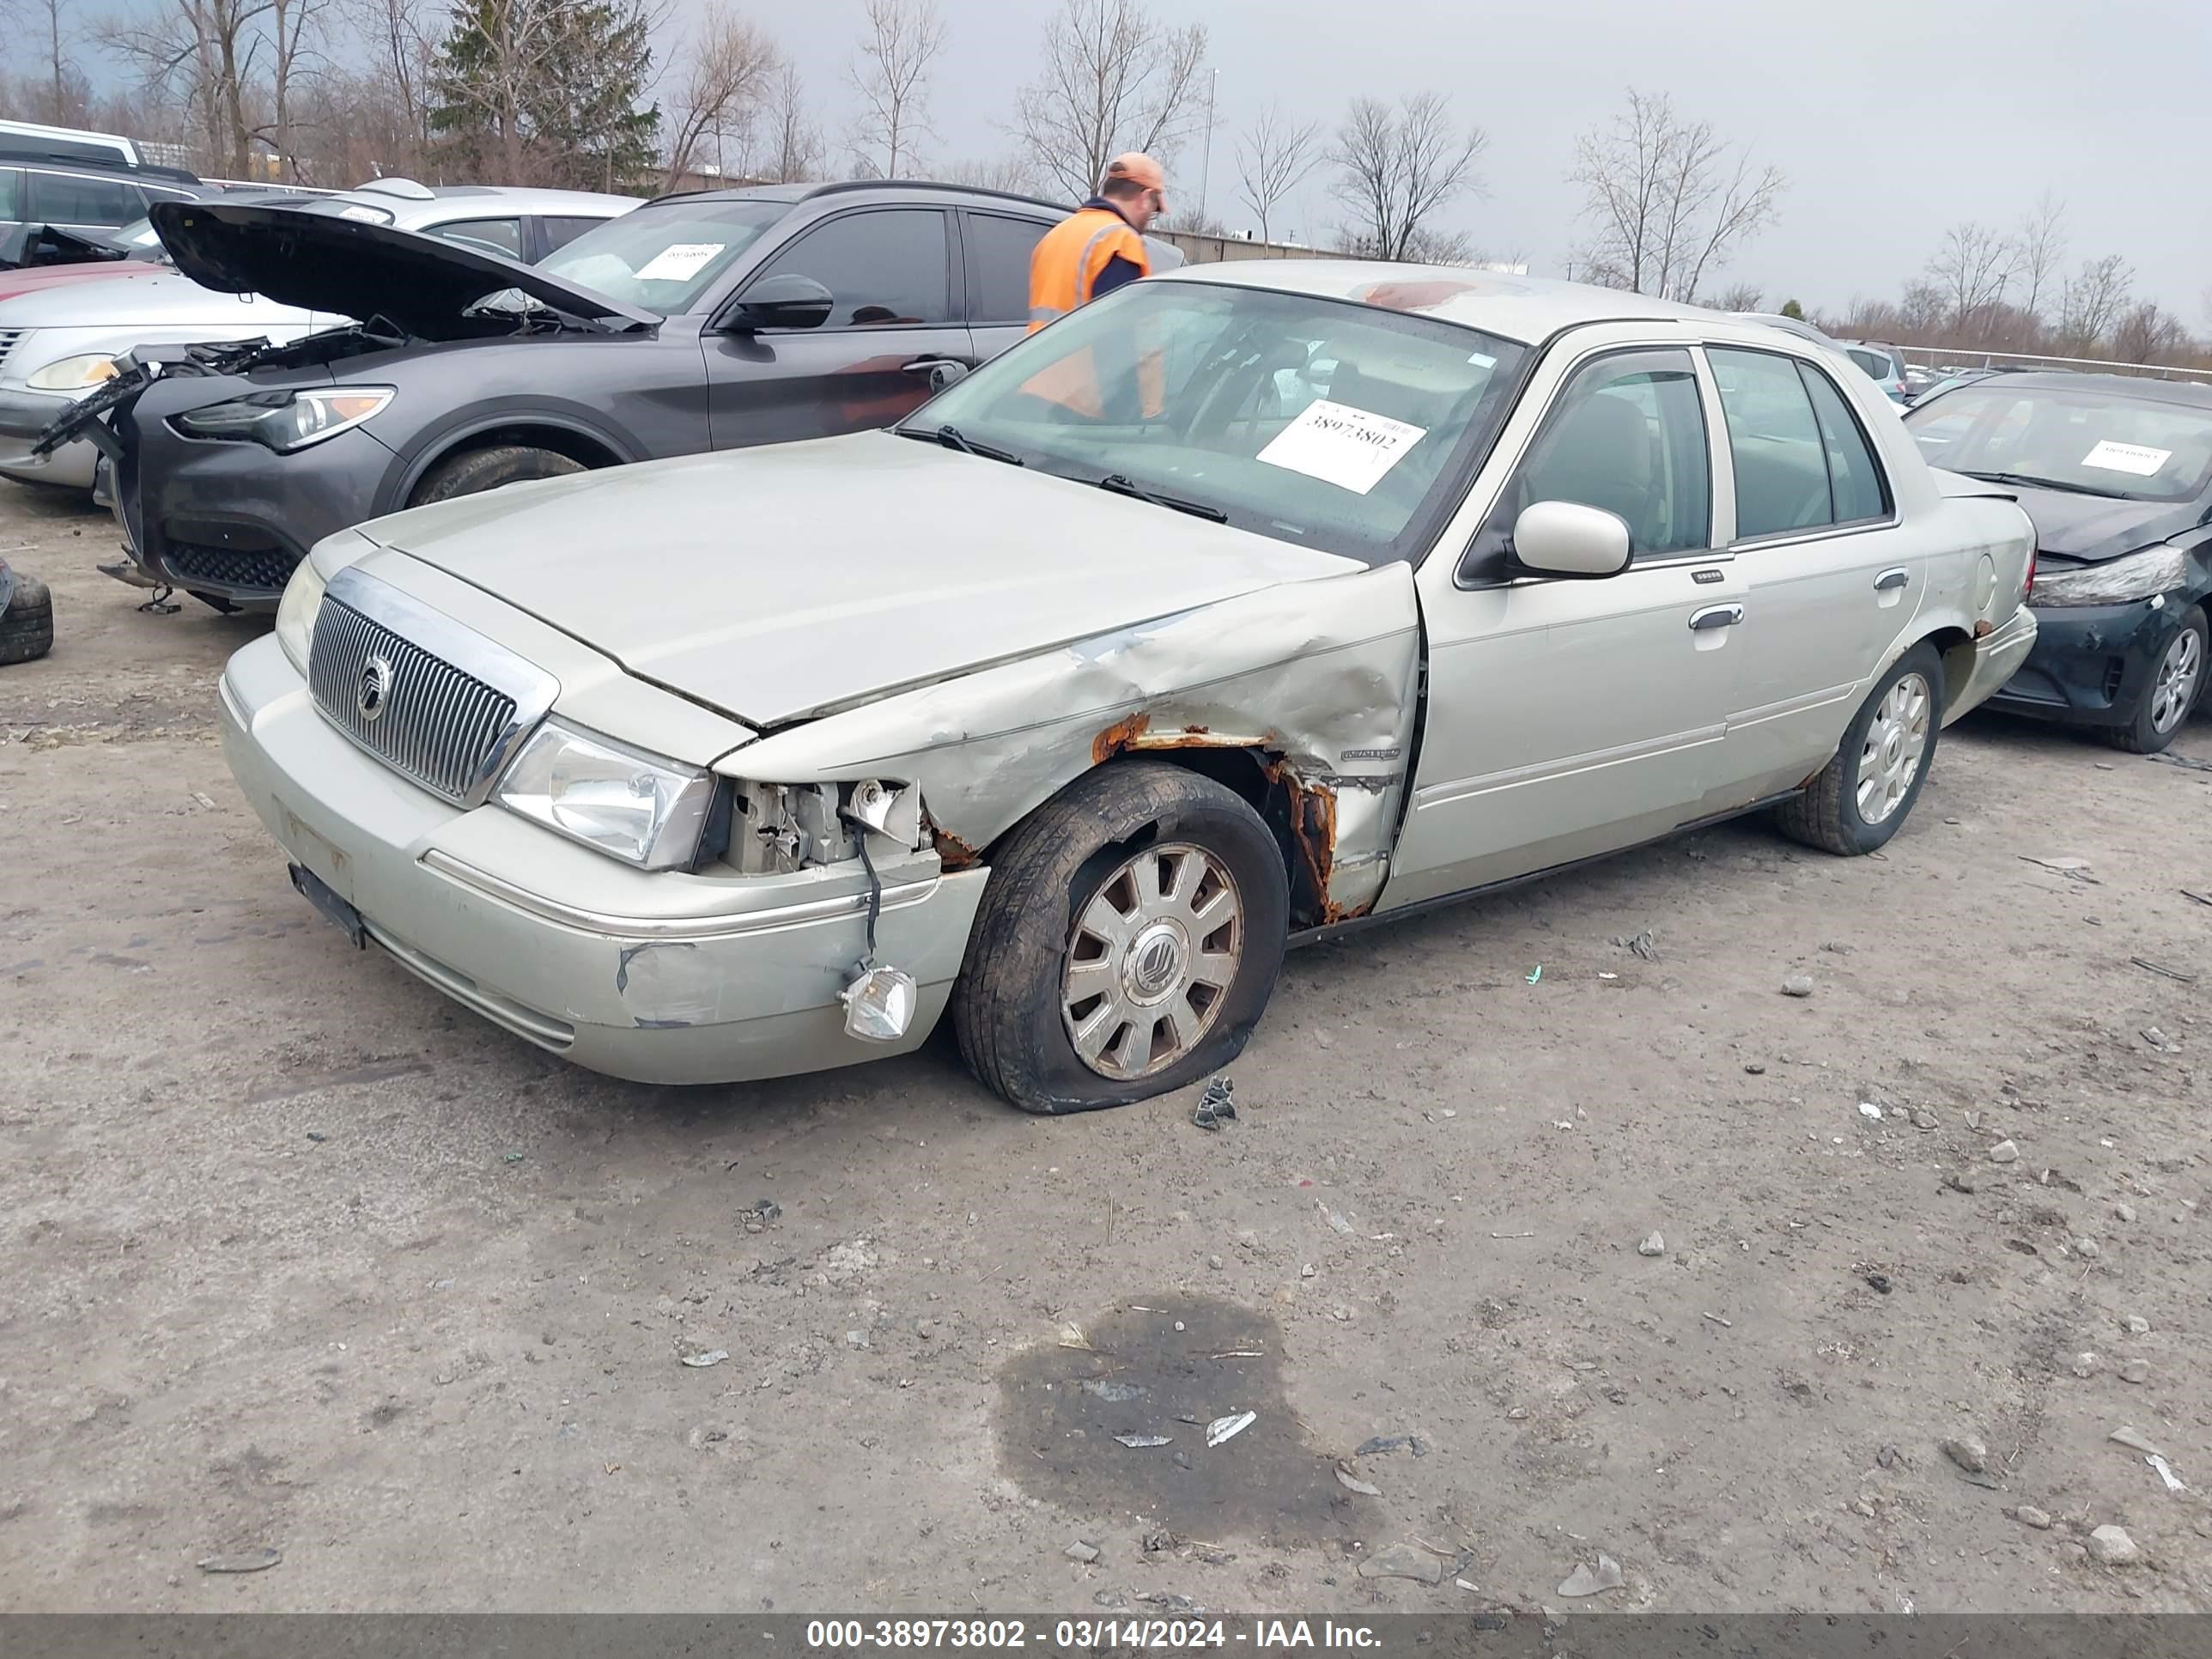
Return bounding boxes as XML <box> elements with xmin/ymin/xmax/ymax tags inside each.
<box><xmin>310</xmin><ymin>599</ymin><xmax>517</xmax><ymax>803</ymax></box>
<box><xmin>0</xmin><ymin>330</ymin><xmax>21</xmax><ymax>373</ymax></box>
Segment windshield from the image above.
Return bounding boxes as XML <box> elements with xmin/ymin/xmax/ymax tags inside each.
<box><xmin>903</xmin><ymin>281</ymin><xmax>1528</xmax><ymax>564</ymax></box>
<box><xmin>542</xmin><ymin>198</ymin><xmax>788</xmax><ymax>315</ymax></box>
<box><xmin>111</xmin><ymin>216</ymin><xmax>165</xmax><ymax>253</ymax></box>
<box><xmin>1905</xmin><ymin>384</ymin><xmax>2212</xmax><ymax>502</ymax></box>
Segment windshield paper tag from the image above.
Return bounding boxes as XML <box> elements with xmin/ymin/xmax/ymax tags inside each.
<box><xmin>635</xmin><ymin>242</ymin><xmax>726</xmax><ymax>282</ymax></box>
<box><xmin>2081</xmin><ymin>439</ymin><xmax>2170</xmax><ymax>476</ymax></box>
<box><xmin>1258</xmin><ymin>398</ymin><xmax>1427</xmax><ymax>495</ymax></box>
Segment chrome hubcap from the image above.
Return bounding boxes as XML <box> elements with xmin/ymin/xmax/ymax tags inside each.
<box><xmin>2148</xmin><ymin>625</ymin><xmax>2203</xmax><ymax>734</ymax></box>
<box><xmin>1062</xmin><ymin>842</ymin><xmax>1243</xmax><ymax>1079</ymax></box>
<box><xmin>1856</xmin><ymin>672</ymin><xmax>1931</xmax><ymax>825</ymax></box>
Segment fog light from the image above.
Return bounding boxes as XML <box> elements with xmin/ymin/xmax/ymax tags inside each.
<box><xmin>841</xmin><ymin>965</ymin><xmax>917</xmax><ymax>1042</ymax></box>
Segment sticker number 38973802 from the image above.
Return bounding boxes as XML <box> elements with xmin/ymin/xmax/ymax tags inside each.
<box><xmin>1257</xmin><ymin>398</ymin><xmax>1428</xmax><ymax>495</ymax></box>
<box><xmin>2081</xmin><ymin>439</ymin><xmax>2172</xmax><ymax>477</ymax></box>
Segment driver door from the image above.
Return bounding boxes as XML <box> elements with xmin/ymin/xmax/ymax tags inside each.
<box><xmin>1387</xmin><ymin>344</ymin><xmax>1749</xmax><ymax>908</ymax></box>
<box><xmin>703</xmin><ymin>207</ymin><xmax>974</xmax><ymax>449</ymax></box>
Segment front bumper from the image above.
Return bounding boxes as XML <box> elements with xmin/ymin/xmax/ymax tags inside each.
<box><xmin>217</xmin><ymin>633</ymin><xmax>991</xmax><ymax>1085</ymax></box>
<box><xmin>0</xmin><ymin>388</ymin><xmax>98</xmax><ymax>489</ymax></box>
<box><xmin>1945</xmin><ymin>605</ymin><xmax>2038</xmax><ymax>723</ymax></box>
<box><xmin>116</xmin><ymin>409</ymin><xmax>394</xmax><ymax>609</ymax></box>
<box><xmin>1984</xmin><ymin>597</ymin><xmax>2179</xmax><ymax>728</ymax></box>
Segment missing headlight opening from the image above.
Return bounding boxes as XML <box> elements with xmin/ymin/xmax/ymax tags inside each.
<box><xmin>726</xmin><ymin>779</ymin><xmax>927</xmax><ymax>877</ymax></box>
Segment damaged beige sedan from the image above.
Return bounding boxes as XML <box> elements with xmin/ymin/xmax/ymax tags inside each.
<box><xmin>220</xmin><ymin>264</ymin><xmax>2037</xmax><ymax>1112</ymax></box>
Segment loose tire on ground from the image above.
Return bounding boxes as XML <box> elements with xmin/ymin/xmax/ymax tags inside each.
<box><xmin>1774</xmin><ymin>641</ymin><xmax>1945</xmax><ymax>855</ymax></box>
<box><xmin>0</xmin><ymin>574</ymin><xmax>54</xmax><ymax>665</ymax></box>
<box><xmin>952</xmin><ymin>759</ymin><xmax>1291</xmax><ymax>1115</ymax></box>
<box><xmin>410</xmin><ymin>444</ymin><xmax>587</xmax><ymax>507</ymax></box>
<box><xmin>2100</xmin><ymin>604</ymin><xmax>2206</xmax><ymax>757</ymax></box>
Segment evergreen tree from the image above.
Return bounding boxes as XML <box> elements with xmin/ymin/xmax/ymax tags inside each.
<box><xmin>429</xmin><ymin>0</ymin><xmax>660</xmax><ymax>191</ymax></box>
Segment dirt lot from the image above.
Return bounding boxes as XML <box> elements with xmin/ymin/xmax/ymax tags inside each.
<box><xmin>3</xmin><ymin>482</ymin><xmax>2210</xmax><ymax>1615</ymax></box>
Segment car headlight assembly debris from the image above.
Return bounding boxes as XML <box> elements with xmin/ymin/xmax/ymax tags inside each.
<box><xmin>494</xmin><ymin>718</ymin><xmax>718</xmax><ymax>870</ymax></box>
<box><xmin>2028</xmin><ymin>543</ymin><xmax>2187</xmax><ymax>607</ymax></box>
<box><xmin>26</xmin><ymin>353</ymin><xmax>120</xmax><ymax>392</ymax></box>
<box><xmin>172</xmin><ymin>386</ymin><xmax>394</xmax><ymax>453</ymax></box>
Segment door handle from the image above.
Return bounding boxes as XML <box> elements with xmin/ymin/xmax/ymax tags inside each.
<box><xmin>1688</xmin><ymin>604</ymin><xmax>1744</xmax><ymax>632</ymax></box>
<box><xmin>902</xmin><ymin>356</ymin><xmax>969</xmax><ymax>374</ymax></box>
<box><xmin>1874</xmin><ymin>567</ymin><xmax>1910</xmax><ymax>592</ymax></box>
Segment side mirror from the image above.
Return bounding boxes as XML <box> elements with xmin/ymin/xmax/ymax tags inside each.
<box><xmin>1510</xmin><ymin>500</ymin><xmax>1632</xmax><ymax>578</ymax></box>
<box><xmin>731</xmin><ymin>273</ymin><xmax>834</xmax><ymax>331</ymax></box>
<box><xmin>928</xmin><ymin>361</ymin><xmax>968</xmax><ymax>393</ymax></box>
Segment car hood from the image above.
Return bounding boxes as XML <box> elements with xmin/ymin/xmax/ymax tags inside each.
<box><xmin>149</xmin><ymin>201</ymin><xmax>659</xmax><ymax>340</ymax></box>
<box><xmin>2001</xmin><ymin>486</ymin><xmax>2202</xmax><ymax>562</ymax></box>
<box><xmin>0</xmin><ymin>268</ymin><xmax>311</xmax><ymax>329</ymax></box>
<box><xmin>0</xmin><ymin>262</ymin><xmax>162</xmax><ymax>303</ymax></box>
<box><xmin>362</xmin><ymin>431</ymin><xmax>1364</xmax><ymax>728</ymax></box>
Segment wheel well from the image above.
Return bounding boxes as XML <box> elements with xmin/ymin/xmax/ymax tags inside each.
<box><xmin>416</xmin><ymin>424</ymin><xmax>624</xmax><ymax>494</ymax></box>
<box><xmin>1920</xmin><ymin>626</ymin><xmax>1976</xmax><ymax>713</ymax></box>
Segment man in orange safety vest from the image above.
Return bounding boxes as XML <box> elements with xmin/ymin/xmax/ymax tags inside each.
<box><xmin>1026</xmin><ymin>153</ymin><xmax>1166</xmax><ymax>332</ymax></box>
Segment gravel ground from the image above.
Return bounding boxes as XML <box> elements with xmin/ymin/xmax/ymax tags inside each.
<box><xmin>3</xmin><ymin>481</ymin><xmax>2210</xmax><ymax>1613</ymax></box>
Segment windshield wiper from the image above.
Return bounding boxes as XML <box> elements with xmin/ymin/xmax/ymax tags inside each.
<box><xmin>898</xmin><ymin>422</ymin><xmax>1024</xmax><ymax>465</ymax></box>
<box><xmin>1097</xmin><ymin>472</ymin><xmax>1228</xmax><ymax>522</ymax></box>
<box><xmin>1960</xmin><ymin>469</ymin><xmax>2129</xmax><ymax>499</ymax></box>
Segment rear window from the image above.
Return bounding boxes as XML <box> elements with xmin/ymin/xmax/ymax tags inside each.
<box><xmin>27</xmin><ymin>169</ymin><xmax>143</xmax><ymax>226</ymax></box>
<box><xmin>963</xmin><ymin>211</ymin><xmax>1053</xmax><ymax>325</ymax></box>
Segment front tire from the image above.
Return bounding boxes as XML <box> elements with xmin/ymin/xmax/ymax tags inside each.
<box><xmin>410</xmin><ymin>444</ymin><xmax>586</xmax><ymax>507</ymax></box>
<box><xmin>952</xmin><ymin>760</ymin><xmax>1290</xmax><ymax>1115</ymax></box>
<box><xmin>1774</xmin><ymin>642</ymin><xmax>1944</xmax><ymax>855</ymax></box>
<box><xmin>2101</xmin><ymin>605</ymin><xmax>2206</xmax><ymax>756</ymax></box>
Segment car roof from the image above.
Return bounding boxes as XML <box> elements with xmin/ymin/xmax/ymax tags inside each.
<box><xmin>386</xmin><ymin>186</ymin><xmax>641</xmax><ymax>224</ymax></box>
<box><xmin>641</xmin><ymin>179</ymin><xmax>1069</xmax><ymax>216</ymax></box>
<box><xmin>1151</xmin><ymin>260</ymin><xmax>1795</xmax><ymax>349</ymax></box>
<box><xmin>1960</xmin><ymin>370</ymin><xmax>2212</xmax><ymax>409</ymax></box>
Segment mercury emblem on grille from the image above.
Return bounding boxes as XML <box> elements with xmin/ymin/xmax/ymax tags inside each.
<box><xmin>357</xmin><ymin>655</ymin><xmax>395</xmax><ymax>722</ymax></box>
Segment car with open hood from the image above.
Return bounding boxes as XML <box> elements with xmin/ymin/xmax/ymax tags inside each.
<box><xmin>38</xmin><ymin>179</ymin><xmax>1177</xmax><ymax>611</ymax></box>
<box><xmin>0</xmin><ymin>179</ymin><xmax>635</xmax><ymax>496</ymax></box>
<box><xmin>216</xmin><ymin>263</ymin><xmax>2038</xmax><ymax>1112</ymax></box>
<box><xmin>1904</xmin><ymin>371</ymin><xmax>2212</xmax><ymax>751</ymax></box>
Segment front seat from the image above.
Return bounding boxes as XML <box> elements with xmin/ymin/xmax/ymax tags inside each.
<box><xmin>1520</xmin><ymin>390</ymin><xmax>1656</xmax><ymax>549</ymax></box>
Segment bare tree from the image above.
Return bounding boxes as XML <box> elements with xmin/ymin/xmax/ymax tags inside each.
<box><xmin>9</xmin><ymin>0</ymin><xmax>79</xmax><ymax>125</ymax></box>
<box><xmin>256</xmin><ymin>0</ymin><xmax>330</xmax><ymax>178</ymax></box>
<box><xmin>755</xmin><ymin>60</ymin><xmax>821</xmax><ymax>182</ymax></box>
<box><xmin>663</xmin><ymin>2</ymin><xmax>777</xmax><ymax>187</ymax></box>
<box><xmin>934</xmin><ymin>154</ymin><xmax>1042</xmax><ymax>195</ymax></box>
<box><xmin>1711</xmin><ymin>280</ymin><xmax>1765</xmax><ymax>313</ymax></box>
<box><xmin>1010</xmin><ymin>0</ymin><xmax>1207</xmax><ymax>201</ymax></box>
<box><xmin>1567</xmin><ymin>88</ymin><xmax>1784</xmax><ymax>302</ymax></box>
<box><xmin>2111</xmin><ymin>301</ymin><xmax>2188</xmax><ymax>365</ymax></box>
<box><xmin>2058</xmin><ymin>253</ymin><xmax>2132</xmax><ymax>349</ymax></box>
<box><xmin>844</xmin><ymin>0</ymin><xmax>944</xmax><ymax>179</ymax></box>
<box><xmin>343</xmin><ymin>0</ymin><xmax>439</xmax><ymax>173</ymax></box>
<box><xmin>1233</xmin><ymin>101</ymin><xmax>1320</xmax><ymax>243</ymax></box>
<box><xmin>1926</xmin><ymin>222</ymin><xmax>2021</xmax><ymax>331</ymax></box>
<box><xmin>2011</xmin><ymin>189</ymin><xmax>2067</xmax><ymax>323</ymax></box>
<box><xmin>103</xmin><ymin>0</ymin><xmax>276</xmax><ymax>174</ymax></box>
<box><xmin>1327</xmin><ymin>91</ymin><xmax>1484</xmax><ymax>263</ymax></box>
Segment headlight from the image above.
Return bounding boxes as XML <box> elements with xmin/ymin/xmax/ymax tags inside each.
<box><xmin>171</xmin><ymin>386</ymin><xmax>393</xmax><ymax>453</ymax></box>
<box><xmin>2028</xmin><ymin>543</ymin><xmax>2188</xmax><ymax>608</ymax></box>
<box><xmin>27</xmin><ymin>353</ymin><xmax>119</xmax><ymax>392</ymax></box>
<box><xmin>495</xmin><ymin>719</ymin><xmax>717</xmax><ymax>870</ymax></box>
<box><xmin>274</xmin><ymin>557</ymin><xmax>327</xmax><ymax>676</ymax></box>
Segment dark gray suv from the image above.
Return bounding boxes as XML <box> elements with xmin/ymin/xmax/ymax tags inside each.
<box><xmin>55</xmin><ymin>179</ymin><xmax>1092</xmax><ymax>610</ymax></box>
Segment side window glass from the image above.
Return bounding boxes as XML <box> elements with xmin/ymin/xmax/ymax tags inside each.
<box><xmin>1465</xmin><ymin>347</ymin><xmax>1710</xmax><ymax>580</ymax></box>
<box><xmin>963</xmin><ymin>212</ymin><xmax>1049</xmax><ymax>325</ymax></box>
<box><xmin>744</xmin><ymin>209</ymin><xmax>950</xmax><ymax>328</ymax></box>
<box><xmin>0</xmin><ymin>167</ymin><xmax>20</xmax><ymax>220</ymax></box>
<box><xmin>1709</xmin><ymin>346</ymin><xmax>1832</xmax><ymax>538</ymax></box>
<box><xmin>27</xmin><ymin>170</ymin><xmax>141</xmax><ymax>225</ymax></box>
<box><xmin>1799</xmin><ymin>363</ymin><xmax>1890</xmax><ymax>524</ymax></box>
<box><xmin>541</xmin><ymin>216</ymin><xmax>606</xmax><ymax>253</ymax></box>
<box><xmin>428</xmin><ymin>217</ymin><xmax>523</xmax><ymax>258</ymax></box>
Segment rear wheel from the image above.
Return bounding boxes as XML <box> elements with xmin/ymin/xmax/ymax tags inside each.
<box><xmin>410</xmin><ymin>444</ymin><xmax>586</xmax><ymax>507</ymax></box>
<box><xmin>1774</xmin><ymin>642</ymin><xmax>1944</xmax><ymax>855</ymax></box>
<box><xmin>952</xmin><ymin>760</ymin><xmax>1290</xmax><ymax>1115</ymax></box>
<box><xmin>2101</xmin><ymin>605</ymin><xmax>2206</xmax><ymax>756</ymax></box>
<box><xmin>0</xmin><ymin>574</ymin><xmax>53</xmax><ymax>665</ymax></box>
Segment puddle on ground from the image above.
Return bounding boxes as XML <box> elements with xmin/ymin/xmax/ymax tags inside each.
<box><xmin>997</xmin><ymin>1294</ymin><xmax>1351</xmax><ymax>1547</ymax></box>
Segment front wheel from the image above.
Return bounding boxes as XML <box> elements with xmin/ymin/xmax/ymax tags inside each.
<box><xmin>410</xmin><ymin>444</ymin><xmax>586</xmax><ymax>507</ymax></box>
<box><xmin>951</xmin><ymin>760</ymin><xmax>1290</xmax><ymax>1114</ymax></box>
<box><xmin>1774</xmin><ymin>642</ymin><xmax>1944</xmax><ymax>855</ymax></box>
<box><xmin>2101</xmin><ymin>605</ymin><xmax>2206</xmax><ymax>756</ymax></box>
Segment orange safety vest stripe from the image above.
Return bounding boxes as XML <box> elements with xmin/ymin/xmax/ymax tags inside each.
<box><xmin>1026</xmin><ymin>205</ymin><xmax>1149</xmax><ymax>332</ymax></box>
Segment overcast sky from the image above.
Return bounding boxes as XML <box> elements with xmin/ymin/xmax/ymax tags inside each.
<box><xmin>748</xmin><ymin>0</ymin><xmax>2209</xmax><ymax>321</ymax></box>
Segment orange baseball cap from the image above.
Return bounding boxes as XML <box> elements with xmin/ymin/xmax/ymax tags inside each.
<box><xmin>1103</xmin><ymin>152</ymin><xmax>1167</xmax><ymax>204</ymax></box>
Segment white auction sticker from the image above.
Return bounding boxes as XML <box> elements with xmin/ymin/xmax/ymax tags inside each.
<box><xmin>2081</xmin><ymin>439</ymin><xmax>2171</xmax><ymax>477</ymax></box>
<box><xmin>1257</xmin><ymin>398</ymin><xmax>1427</xmax><ymax>495</ymax></box>
<box><xmin>635</xmin><ymin>242</ymin><xmax>726</xmax><ymax>283</ymax></box>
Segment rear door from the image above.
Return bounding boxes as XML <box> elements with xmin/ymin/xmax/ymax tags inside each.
<box><xmin>957</xmin><ymin>208</ymin><xmax>1053</xmax><ymax>364</ymax></box>
<box><xmin>1391</xmin><ymin>341</ymin><xmax>1750</xmax><ymax>907</ymax></box>
<box><xmin>1705</xmin><ymin>343</ymin><xmax>1923</xmax><ymax>797</ymax></box>
<box><xmin>702</xmin><ymin>205</ymin><xmax>971</xmax><ymax>449</ymax></box>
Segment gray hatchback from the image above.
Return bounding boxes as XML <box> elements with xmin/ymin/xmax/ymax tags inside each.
<box><xmin>55</xmin><ymin>179</ymin><xmax>1104</xmax><ymax>610</ymax></box>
